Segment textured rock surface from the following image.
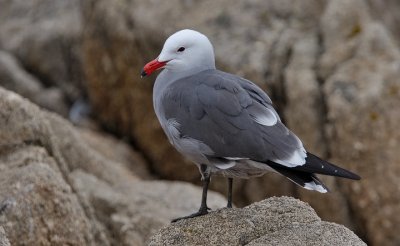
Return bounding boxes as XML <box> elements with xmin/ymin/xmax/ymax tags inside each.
<box><xmin>70</xmin><ymin>171</ymin><xmax>226</xmax><ymax>245</ymax></box>
<box><xmin>149</xmin><ymin>197</ymin><xmax>365</xmax><ymax>246</ymax></box>
<box><xmin>0</xmin><ymin>50</ymin><xmax>68</xmax><ymax>115</ymax></box>
<box><xmin>0</xmin><ymin>227</ymin><xmax>10</xmax><ymax>246</ymax></box>
<box><xmin>321</xmin><ymin>2</ymin><xmax>400</xmax><ymax>244</ymax></box>
<box><xmin>0</xmin><ymin>87</ymin><xmax>227</xmax><ymax>245</ymax></box>
<box><xmin>0</xmin><ymin>146</ymin><xmax>95</xmax><ymax>245</ymax></box>
<box><xmin>0</xmin><ymin>0</ymin><xmax>84</xmax><ymax>102</ymax></box>
<box><xmin>82</xmin><ymin>0</ymin><xmax>176</xmax><ymax>180</ymax></box>
<box><xmin>368</xmin><ymin>0</ymin><xmax>400</xmax><ymax>45</ymax></box>
<box><xmin>248</xmin><ymin>222</ymin><xmax>365</xmax><ymax>246</ymax></box>
<box><xmin>78</xmin><ymin>128</ymin><xmax>151</xmax><ymax>179</ymax></box>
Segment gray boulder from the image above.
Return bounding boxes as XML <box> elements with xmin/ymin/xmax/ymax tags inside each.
<box><xmin>70</xmin><ymin>170</ymin><xmax>227</xmax><ymax>245</ymax></box>
<box><xmin>0</xmin><ymin>145</ymin><xmax>96</xmax><ymax>245</ymax></box>
<box><xmin>149</xmin><ymin>197</ymin><xmax>366</xmax><ymax>246</ymax></box>
<box><xmin>0</xmin><ymin>0</ymin><xmax>84</xmax><ymax>102</ymax></box>
<box><xmin>0</xmin><ymin>50</ymin><xmax>68</xmax><ymax>115</ymax></box>
<box><xmin>0</xmin><ymin>87</ymin><xmax>227</xmax><ymax>245</ymax></box>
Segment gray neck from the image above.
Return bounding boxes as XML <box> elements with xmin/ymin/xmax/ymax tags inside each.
<box><xmin>159</xmin><ymin>63</ymin><xmax>215</xmax><ymax>82</ymax></box>
<box><xmin>154</xmin><ymin>64</ymin><xmax>215</xmax><ymax>95</ymax></box>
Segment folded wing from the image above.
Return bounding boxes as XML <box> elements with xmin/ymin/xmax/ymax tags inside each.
<box><xmin>161</xmin><ymin>70</ymin><xmax>307</xmax><ymax>168</ymax></box>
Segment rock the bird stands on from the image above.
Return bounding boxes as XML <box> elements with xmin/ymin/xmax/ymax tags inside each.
<box><xmin>141</xmin><ymin>29</ymin><xmax>360</xmax><ymax>222</ymax></box>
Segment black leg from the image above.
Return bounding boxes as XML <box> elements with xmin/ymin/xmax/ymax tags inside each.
<box><xmin>171</xmin><ymin>164</ymin><xmax>211</xmax><ymax>223</ymax></box>
<box><xmin>227</xmin><ymin>178</ymin><xmax>233</xmax><ymax>208</ymax></box>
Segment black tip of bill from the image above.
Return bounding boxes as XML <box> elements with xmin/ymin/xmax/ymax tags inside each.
<box><xmin>140</xmin><ymin>68</ymin><xmax>147</xmax><ymax>78</ymax></box>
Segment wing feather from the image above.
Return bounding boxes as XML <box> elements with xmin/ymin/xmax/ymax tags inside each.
<box><xmin>161</xmin><ymin>70</ymin><xmax>306</xmax><ymax>167</ymax></box>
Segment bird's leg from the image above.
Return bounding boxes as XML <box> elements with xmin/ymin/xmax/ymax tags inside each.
<box><xmin>227</xmin><ymin>178</ymin><xmax>233</xmax><ymax>208</ymax></box>
<box><xmin>199</xmin><ymin>165</ymin><xmax>211</xmax><ymax>212</ymax></box>
<box><xmin>171</xmin><ymin>164</ymin><xmax>211</xmax><ymax>223</ymax></box>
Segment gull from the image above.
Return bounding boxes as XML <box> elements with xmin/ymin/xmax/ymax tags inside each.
<box><xmin>141</xmin><ymin>29</ymin><xmax>360</xmax><ymax>222</ymax></box>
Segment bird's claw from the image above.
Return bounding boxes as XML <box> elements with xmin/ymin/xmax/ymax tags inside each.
<box><xmin>171</xmin><ymin>207</ymin><xmax>209</xmax><ymax>223</ymax></box>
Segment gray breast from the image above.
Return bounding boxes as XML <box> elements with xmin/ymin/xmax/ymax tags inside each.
<box><xmin>153</xmin><ymin>70</ymin><xmax>215</xmax><ymax>165</ymax></box>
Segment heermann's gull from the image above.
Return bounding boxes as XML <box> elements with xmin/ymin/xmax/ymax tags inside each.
<box><xmin>141</xmin><ymin>29</ymin><xmax>360</xmax><ymax>222</ymax></box>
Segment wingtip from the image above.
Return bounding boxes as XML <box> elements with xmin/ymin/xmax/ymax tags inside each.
<box><xmin>349</xmin><ymin>173</ymin><xmax>361</xmax><ymax>180</ymax></box>
<box><xmin>337</xmin><ymin>167</ymin><xmax>361</xmax><ymax>180</ymax></box>
<box><xmin>305</xmin><ymin>152</ymin><xmax>361</xmax><ymax>180</ymax></box>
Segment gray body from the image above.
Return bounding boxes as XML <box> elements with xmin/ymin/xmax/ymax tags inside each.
<box><xmin>153</xmin><ymin>69</ymin><xmax>306</xmax><ymax>178</ymax></box>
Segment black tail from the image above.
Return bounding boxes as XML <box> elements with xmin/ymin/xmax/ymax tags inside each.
<box><xmin>270</xmin><ymin>165</ymin><xmax>329</xmax><ymax>193</ymax></box>
<box><xmin>269</xmin><ymin>152</ymin><xmax>361</xmax><ymax>180</ymax></box>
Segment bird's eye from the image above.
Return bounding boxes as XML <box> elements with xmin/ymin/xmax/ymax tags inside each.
<box><xmin>177</xmin><ymin>47</ymin><xmax>185</xmax><ymax>52</ymax></box>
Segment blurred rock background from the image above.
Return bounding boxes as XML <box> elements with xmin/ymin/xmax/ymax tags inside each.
<box><xmin>0</xmin><ymin>0</ymin><xmax>399</xmax><ymax>245</ymax></box>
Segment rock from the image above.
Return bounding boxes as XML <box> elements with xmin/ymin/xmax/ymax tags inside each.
<box><xmin>248</xmin><ymin>222</ymin><xmax>365</xmax><ymax>246</ymax></box>
<box><xmin>0</xmin><ymin>0</ymin><xmax>84</xmax><ymax>102</ymax></box>
<box><xmin>367</xmin><ymin>0</ymin><xmax>400</xmax><ymax>45</ymax></box>
<box><xmin>0</xmin><ymin>87</ymin><xmax>139</xmax><ymax>186</ymax></box>
<box><xmin>82</xmin><ymin>0</ymin><xmax>178</xmax><ymax>181</ymax></box>
<box><xmin>0</xmin><ymin>88</ymin><xmax>113</xmax><ymax>245</ymax></box>
<box><xmin>78</xmin><ymin>128</ymin><xmax>151</xmax><ymax>179</ymax></box>
<box><xmin>0</xmin><ymin>86</ymin><xmax>227</xmax><ymax>245</ymax></box>
<box><xmin>70</xmin><ymin>170</ymin><xmax>226</xmax><ymax>245</ymax></box>
<box><xmin>149</xmin><ymin>197</ymin><xmax>365</xmax><ymax>246</ymax></box>
<box><xmin>0</xmin><ymin>50</ymin><xmax>69</xmax><ymax>115</ymax></box>
<box><xmin>320</xmin><ymin>1</ymin><xmax>400</xmax><ymax>245</ymax></box>
<box><xmin>0</xmin><ymin>226</ymin><xmax>10</xmax><ymax>246</ymax></box>
<box><xmin>0</xmin><ymin>146</ymin><xmax>96</xmax><ymax>245</ymax></box>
